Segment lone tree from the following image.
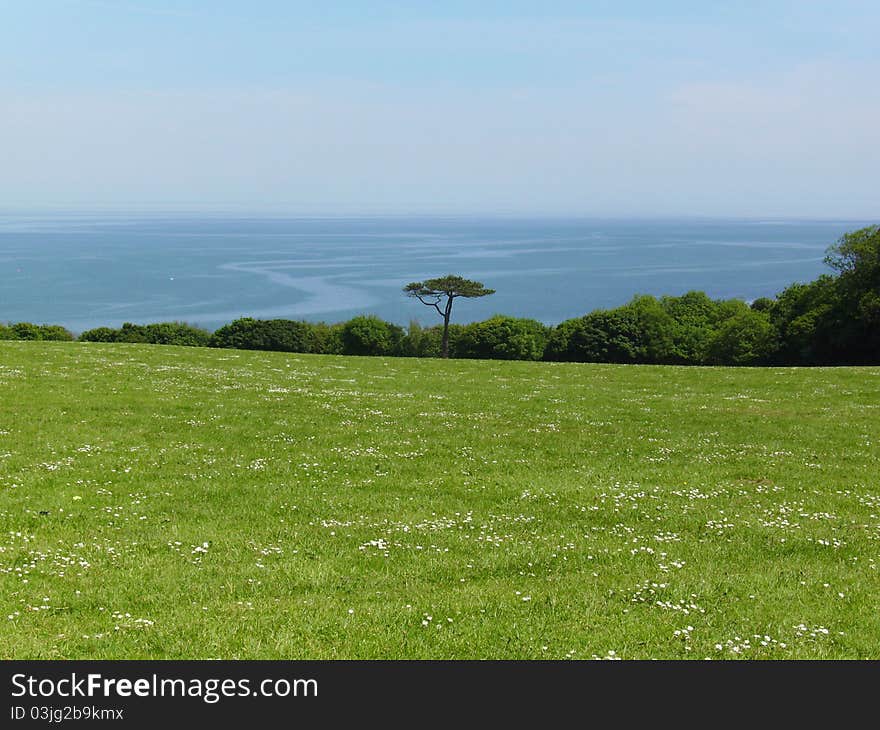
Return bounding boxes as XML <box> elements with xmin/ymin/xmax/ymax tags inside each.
<box><xmin>404</xmin><ymin>275</ymin><xmax>495</xmax><ymax>358</ymax></box>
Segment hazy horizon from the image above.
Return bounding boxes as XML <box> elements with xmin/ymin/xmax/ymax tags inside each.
<box><xmin>0</xmin><ymin>208</ymin><xmax>874</xmax><ymax>222</ymax></box>
<box><xmin>1</xmin><ymin>2</ymin><xmax>878</xmax><ymax>218</ymax></box>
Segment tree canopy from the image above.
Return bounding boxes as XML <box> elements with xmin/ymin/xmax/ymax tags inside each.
<box><xmin>404</xmin><ymin>275</ymin><xmax>495</xmax><ymax>358</ymax></box>
<box><xmin>404</xmin><ymin>275</ymin><xmax>495</xmax><ymax>309</ymax></box>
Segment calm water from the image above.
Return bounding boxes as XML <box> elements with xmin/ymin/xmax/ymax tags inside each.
<box><xmin>0</xmin><ymin>214</ymin><xmax>867</xmax><ymax>334</ymax></box>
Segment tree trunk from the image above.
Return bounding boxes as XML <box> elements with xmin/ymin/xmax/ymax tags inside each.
<box><xmin>440</xmin><ymin>297</ymin><xmax>454</xmax><ymax>358</ymax></box>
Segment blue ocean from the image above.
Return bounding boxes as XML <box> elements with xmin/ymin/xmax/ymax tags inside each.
<box><xmin>0</xmin><ymin>214</ymin><xmax>868</xmax><ymax>334</ymax></box>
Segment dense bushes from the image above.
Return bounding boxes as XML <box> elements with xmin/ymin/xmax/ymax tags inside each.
<box><xmin>764</xmin><ymin>226</ymin><xmax>880</xmax><ymax>365</ymax></box>
<box><xmin>768</xmin><ymin>278</ymin><xmax>838</xmax><ymax>364</ymax></box>
<box><xmin>547</xmin><ymin>293</ymin><xmax>779</xmax><ymax>366</ymax></box>
<box><xmin>4</xmin><ymin>226</ymin><xmax>877</xmax><ymax>366</ymax></box>
<box><xmin>546</xmin><ymin>309</ymin><xmax>643</xmax><ymax>363</ymax></box>
<box><xmin>549</xmin><ymin>294</ymin><xmax>719</xmax><ymax>365</ymax></box>
<box><xmin>202</xmin><ymin>307</ymin><xmax>780</xmax><ymax>365</ymax></box>
<box><xmin>80</xmin><ymin>322</ymin><xmax>211</xmax><ymax>347</ymax></box>
<box><xmin>208</xmin><ymin>316</ymin><xmax>407</xmax><ymax>357</ymax></box>
<box><xmin>0</xmin><ymin>323</ymin><xmax>74</xmax><ymax>341</ymax></box>
<box><xmin>209</xmin><ymin>318</ymin><xmax>318</xmax><ymax>353</ymax></box>
<box><xmin>455</xmin><ymin>316</ymin><xmax>549</xmax><ymax>360</ymax></box>
<box><xmin>396</xmin><ymin>321</ymin><xmax>446</xmax><ymax>358</ymax></box>
<box><xmin>706</xmin><ymin>310</ymin><xmax>775</xmax><ymax>365</ymax></box>
<box><xmin>340</xmin><ymin>316</ymin><xmax>404</xmax><ymax>356</ymax></box>
<box><xmin>662</xmin><ymin>292</ymin><xmax>742</xmax><ymax>364</ymax></box>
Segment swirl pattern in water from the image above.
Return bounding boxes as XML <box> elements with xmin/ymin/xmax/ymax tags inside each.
<box><xmin>0</xmin><ymin>215</ymin><xmax>864</xmax><ymax>333</ymax></box>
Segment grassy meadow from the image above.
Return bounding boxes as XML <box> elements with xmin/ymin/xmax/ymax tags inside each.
<box><xmin>1</xmin><ymin>341</ymin><xmax>878</xmax><ymax>659</ymax></box>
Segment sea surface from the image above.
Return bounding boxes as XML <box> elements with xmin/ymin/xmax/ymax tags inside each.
<box><xmin>0</xmin><ymin>214</ymin><xmax>868</xmax><ymax>334</ymax></box>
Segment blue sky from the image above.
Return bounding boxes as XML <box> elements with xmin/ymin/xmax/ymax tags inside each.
<box><xmin>1</xmin><ymin>1</ymin><xmax>878</xmax><ymax>216</ymax></box>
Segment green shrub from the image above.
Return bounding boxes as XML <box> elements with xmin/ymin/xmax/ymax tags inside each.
<box><xmin>544</xmin><ymin>296</ymin><xmax>675</xmax><ymax>364</ymax></box>
<box><xmin>340</xmin><ymin>316</ymin><xmax>404</xmax><ymax>356</ymax></box>
<box><xmin>308</xmin><ymin>322</ymin><xmax>344</xmax><ymax>355</ymax></box>
<box><xmin>456</xmin><ymin>316</ymin><xmax>548</xmax><ymax>361</ymax></box>
<box><xmin>750</xmin><ymin>297</ymin><xmax>775</xmax><ymax>313</ymax></box>
<box><xmin>37</xmin><ymin>325</ymin><xmax>75</xmax><ymax>341</ymax></box>
<box><xmin>770</xmin><ymin>277</ymin><xmax>839</xmax><ymax>364</ymax></box>
<box><xmin>3</xmin><ymin>322</ymin><xmax>75</xmax><ymax>341</ymax></box>
<box><xmin>543</xmin><ymin>318</ymin><xmax>582</xmax><ymax>361</ymax></box>
<box><xmin>10</xmin><ymin>322</ymin><xmax>44</xmax><ymax>340</ymax></box>
<box><xmin>210</xmin><ymin>318</ymin><xmax>315</xmax><ymax>353</ymax></box>
<box><xmin>115</xmin><ymin>323</ymin><xmax>151</xmax><ymax>343</ymax></box>
<box><xmin>82</xmin><ymin>322</ymin><xmax>208</xmax><ymax>346</ymax></box>
<box><xmin>79</xmin><ymin>327</ymin><xmax>121</xmax><ymax>343</ymax></box>
<box><xmin>398</xmin><ymin>321</ymin><xmax>442</xmax><ymax>358</ymax></box>
<box><xmin>661</xmin><ymin>291</ymin><xmax>723</xmax><ymax>364</ymax></box>
<box><xmin>143</xmin><ymin>322</ymin><xmax>211</xmax><ymax>347</ymax></box>
<box><xmin>707</xmin><ymin>310</ymin><xmax>776</xmax><ymax>365</ymax></box>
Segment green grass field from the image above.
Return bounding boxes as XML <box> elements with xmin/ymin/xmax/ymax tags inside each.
<box><xmin>1</xmin><ymin>341</ymin><xmax>878</xmax><ymax>659</ymax></box>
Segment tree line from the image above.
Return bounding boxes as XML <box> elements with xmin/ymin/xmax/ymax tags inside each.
<box><xmin>3</xmin><ymin>225</ymin><xmax>877</xmax><ymax>366</ymax></box>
